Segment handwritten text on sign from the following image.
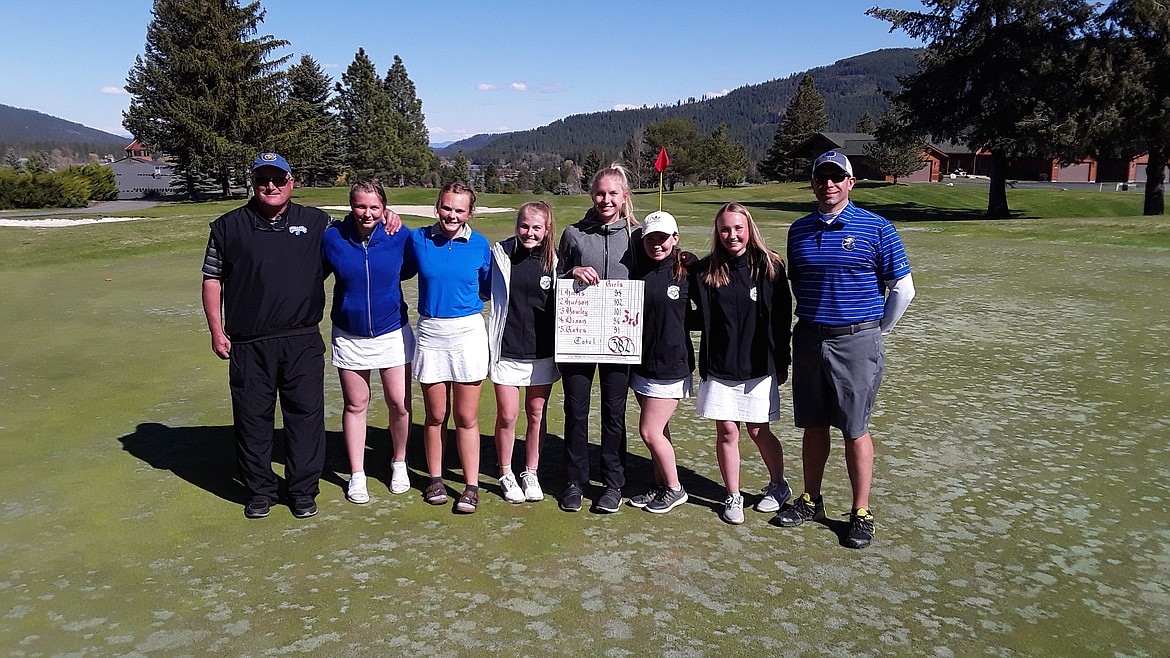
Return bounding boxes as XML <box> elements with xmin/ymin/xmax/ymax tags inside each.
<box><xmin>554</xmin><ymin>278</ymin><xmax>644</xmax><ymax>364</ymax></box>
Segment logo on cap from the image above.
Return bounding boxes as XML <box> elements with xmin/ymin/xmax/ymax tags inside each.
<box><xmin>261</xmin><ymin>153</ymin><xmax>278</xmax><ymax>161</ymax></box>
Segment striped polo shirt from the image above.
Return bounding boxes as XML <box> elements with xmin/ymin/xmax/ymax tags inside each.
<box><xmin>787</xmin><ymin>201</ymin><xmax>910</xmax><ymax>325</ymax></box>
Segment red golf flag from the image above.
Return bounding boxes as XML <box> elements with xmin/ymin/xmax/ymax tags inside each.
<box><xmin>654</xmin><ymin>146</ymin><xmax>669</xmax><ymax>172</ymax></box>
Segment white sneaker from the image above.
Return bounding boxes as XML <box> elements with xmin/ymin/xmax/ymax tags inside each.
<box><xmin>389</xmin><ymin>461</ymin><xmax>409</xmax><ymax>494</ymax></box>
<box><xmin>519</xmin><ymin>471</ymin><xmax>544</xmax><ymax>502</ymax></box>
<box><xmin>499</xmin><ymin>472</ymin><xmax>524</xmax><ymax>504</ymax></box>
<box><xmin>347</xmin><ymin>472</ymin><xmax>370</xmax><ymax>504</ymax></box>
<box><xmin>755</xmin><ymin>479</ymin><xmax>792</xmax><ymax>513</ymax></box>
<box><xmin>722</xmin><ymin>492</ymin><xmax>745</xmax><ymax>525</ymax></box>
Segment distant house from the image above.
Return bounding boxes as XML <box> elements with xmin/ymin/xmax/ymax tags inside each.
<box><xmin>793</xmin><ymin>132</ymin><xmax>937</xmax><ymax>182</ymax></box>
<box><xmin>105</xmin><ymin>139</ymin><xmax>179</xmax><ymax>199</ymax></box>
<box><xmin>795</xmin><ymin>132</ymin><xmax>1169</xmax><ymax>184</ymax></box>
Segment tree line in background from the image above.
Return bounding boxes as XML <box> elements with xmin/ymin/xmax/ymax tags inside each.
<box><xmin>122</xmin><ymin>0</ymin><xmax>435</xmax><ymax>199</ymax></box>
<box><xmin>117</xmin><ymin>0</ymin><xmax>1168</xmax><ymax>217</ymax></box>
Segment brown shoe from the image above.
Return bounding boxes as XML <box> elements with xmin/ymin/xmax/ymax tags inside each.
<box><xmin>424</xmin><ymin>481</ymin><xmax>448</xmax><ymax>505</ymax></box>
<box><xmin>454</xmin><ymin>488</ymin><xmax>479</xmax><ymax>514</ymax></box>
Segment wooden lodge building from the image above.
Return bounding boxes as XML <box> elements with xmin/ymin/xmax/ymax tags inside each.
<box><xmin>794</xmin><ymin>132</ymin><xmax>1169</xmax><ymax>184</ymax></box>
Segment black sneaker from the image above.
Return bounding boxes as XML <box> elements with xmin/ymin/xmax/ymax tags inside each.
<box><xmin>845</xmin><ymin>508</ymin><xmax>875</xmax><ymax>549</ymax></box>
<box><xmin>559</xmin><ymin>482</ymin><xmax>583</xmax><ymax>512</ymax></box>
<box><xmin>244</xmin><ymin>496</ymin><xmax>270</xmax><ymax>519</ymax></box>
<box><xmin>291</xmin><ymin>495</ymin><xmax>318</xmax><ymax>519</ymax></box>
<box><xmin>628</xmin><ymin>485</ymin><xmax>665</xmax><ymax>509</ymax></box>
<box><xmin>773</xmin><ymin>492</ymin><xmax>825</xmax><ymax>527</ymax></box>
<box><xmin>594</xmin><ymin>487</ymin><xmax>622</xmax><ymax>513</ymax></box>
<box><xmin>645</xmin><ymin>485</ymin><xmax>688</xmax><ymax>514</ymax></box>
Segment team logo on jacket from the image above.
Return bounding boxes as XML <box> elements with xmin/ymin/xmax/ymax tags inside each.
<box><xmin>289</xmin><ymin>225</ymin><xmax>308</xmax><ymax>235</ymax></box>
<box><xmin>667</xmin><ymin>285</ymin><xmax>680</xmax><ymax>300</ymax></box>
<box><xmin>842</xmin><ymin>235</ymin><xmax>856</xmax><ymax>251</ymax></box>
<box><xmin>749</xmin><ymin>286</ymin><xmax>758</xmax><ymax>301</ymax></box>
<box><xmin>540</xmin><ymin>275</ymin><xmax>552</xmax><ymax>290</ymax></box>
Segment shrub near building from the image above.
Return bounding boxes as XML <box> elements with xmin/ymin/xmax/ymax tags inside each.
<box><xmin>0</xmin><ymin>163</ymin><xmax>118</xmax><ymax>209</ymax></box>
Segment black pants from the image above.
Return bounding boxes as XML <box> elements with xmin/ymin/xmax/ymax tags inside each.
<box><xmin>229</xmin><ymin>332</ymin><xmax>326</xmax><ymax>501</ymax></box>
<box><xmin>560</xmin><ymin>362</ymin><xmax>629</xmax><ymax>488</ymax></box>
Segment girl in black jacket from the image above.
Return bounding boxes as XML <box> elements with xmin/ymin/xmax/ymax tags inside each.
<box><xmin>628</xmin><ymin>211</ymin><xmax>694</xmax><ymax>514</ymax></box>
<box><xmin>690</xmin><ymin>203</ymin><xmax>792</xmax><ymax>525</ymax></box>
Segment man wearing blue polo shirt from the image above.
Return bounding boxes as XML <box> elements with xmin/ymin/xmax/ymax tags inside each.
<box><xmin>777</xmin><ymin>151</ymin><xmax>915</xmax><ymax>548</ymax></box>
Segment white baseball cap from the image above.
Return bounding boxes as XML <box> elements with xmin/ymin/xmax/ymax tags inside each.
<box><xmin>642</xmin><ymin>211</ymin><xmax>678</xmax><ymax>236</ymax></box>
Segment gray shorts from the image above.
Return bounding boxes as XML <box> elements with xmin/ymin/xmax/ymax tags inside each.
<box><xmin>791</xmin><ymin>321</ymin><xmax>884</xmax><ymax>439</ymax></box>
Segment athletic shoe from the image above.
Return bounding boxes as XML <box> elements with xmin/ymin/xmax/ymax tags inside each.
<box><xmin>244</xmin><ymin>496</ymin><xmax>270</xmax><ymax>519</ymax></box>
<box><xmin>291</xmin><ymin>496</ymin><xmax>317</xmax><ymax>519</ymax></box>
<box><xmin>389</xmin><ymin>461</ymin><xmax>410</xmax><ymax>495</ymax></box>
<box><xmin>754</xmin><ymin>479</ymin><xmax>792</xmax><ymax>513</ymax></box>
<box><xmin>519</xmin><ymin>471</ymin><xmax>544</xmax><ymax>502</ymax></box>
<box><xmin>499</xmin><ymin>472</ymin><xmax>524</xmax><ymax>504</ymax></box>
<box><xmin>346</xmin><ymin>472</ymin><xmax>370</xmax><ymax>504</ymax></box>
<box><xmin>774</xmin><ymin>492</ymin><xmax>826</xmax><ymax>527</ymax></box>
<box><xmin>846</xmin><ymin>508</ymin><xmax>875</xmax><ymax>549</ymax></box>
<box><xmin>454</xmin><ymin>488</ymin><xmax>479</xmax><ymax>514</ymax></box>
<box><xmin>628</xmin><ymin>485</ymin><xmax>666</xmax><ymax>509</ymax></box>
<box><xmin>722</xmin><ymin>492</ymin><xmax>745</xmax><ymax>525</ymax></box>
<box><xmin>594</xmin><ymin>487</ymin><xmax>622</xmax><ymax>513</ymax></box>
<box><xmin>560</xmin><ymin>482</ymin><xmax>583</xmax><ymax>512</ymax></box>
<box><xmin>645</xmin><ymin>485</ymin><xmax>688</xmax><ymax>514</ymax></box>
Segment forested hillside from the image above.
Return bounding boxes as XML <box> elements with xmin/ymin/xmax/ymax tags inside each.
<box><xmin>439</xmin><ymin>48</ymin><xmax>921</xmax><ymax>165</ymax></box>
<box><xmin>0</xmin><ymin>104</ymin><xmax>128</xmax><ymax>164</ymax></box>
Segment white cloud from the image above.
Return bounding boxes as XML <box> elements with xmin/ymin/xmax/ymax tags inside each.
<box><xmin>509</xmin><ymin>82</ymin><xmax>528</xmax><ymax>92</ymax></box>
<box><xmin>477</xmin><ymin>83</ymin><xmax>496</xmax><ymax>91</ymax></box>
<box><xmin>429</xmin><ymin>126</ymin><xmax>448</xmax><ymax>135</ymax></box>
<box><xmin>536</xmin><ymin>83</ymin><xmax>564</xmax><ymax>94</ymax></box>
<box><xmin>101</xmin><ymin>86</ymin><xmax>128</xmax><ymax>95</ymax></box>
<box><xmin>706</xmin><ymin>88</ymin><xmax>731</xmax><ymax>98</ymax></box>
<box><xmin>613</xmin><ymin>104</ymin><xmax>644</xmax><ymax>111</ymax></box>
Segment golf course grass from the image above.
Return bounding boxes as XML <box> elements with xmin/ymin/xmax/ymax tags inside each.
<box><xmin>1</xmin><ymin>182</ymin><xmax>1167</xmax><ymax>656</ymax></box>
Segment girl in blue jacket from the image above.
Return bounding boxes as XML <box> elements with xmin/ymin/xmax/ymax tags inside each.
<box><xmin>322</xmin><ymin>177</ymin><xmax>413</xmax><ymax>505</ymax></box>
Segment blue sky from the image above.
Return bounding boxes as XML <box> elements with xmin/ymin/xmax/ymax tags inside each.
<box><xmin>2</xmin><ymin>1</ymin><xmax>925</xmax><ymax>142</ymax></box>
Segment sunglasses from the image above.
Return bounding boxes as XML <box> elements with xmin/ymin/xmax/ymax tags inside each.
<box><xmin>814</xmin><ymin>171</ymin><xmax>849</xmax><ymax>184</ymax></box>
<box><xmin>254</xmin><ymin>175</ymin><xmax>291</xmax><ymax>187</ymax></box>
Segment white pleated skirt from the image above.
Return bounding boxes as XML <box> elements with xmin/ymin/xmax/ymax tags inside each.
<box><xmin>490</xmin><ymin>356</ymin><xmax>560</xmax><ymax>387</ymax></box>
<box><xmin>331</xmin><ymin>324</ymin><xmax>415</xmax><ymax>370</ymax></box>
<box><xmin>695</xmin><ymin>373</ymin><xmax>781</xmax><ymax>423</ymax></box>
<box><xmin>413</xmin><ymin>314</ymin><xmax>488</xmax><ymax>384</ymax></box>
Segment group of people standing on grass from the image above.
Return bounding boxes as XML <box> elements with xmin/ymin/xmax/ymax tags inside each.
<box><xmin>201</xmin><ymin>149</ymin><xmax>914</xmax><ymax>549</ymax></box>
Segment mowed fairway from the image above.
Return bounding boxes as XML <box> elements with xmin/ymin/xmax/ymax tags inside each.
<box><xmin>1</xmin><ymin>184</ymin><xmax>1167</xmax><ymax>656</ymax></box>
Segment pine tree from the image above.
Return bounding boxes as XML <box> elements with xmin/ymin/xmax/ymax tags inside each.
<box><xmin>335</xmin><ymin>48</ymin><xmax>402</xmax><ymax>181</ymax></box>
<box><xmin>278</xmin><ymin>55</ymin><xmax>342</xmax><ymax>187</ymax></box>
<box><xmin>383</xmin><ymin>55</ymin><xmax>434</xmax><ymax>186</ymax></box>
<box><xmin>1098</xmin><ymin>0</ymin><xmax>1170</xmax><ymax>215</ymax></box>
<box><xmin>643</xmin><ymin>118</ymin><xmax>701</xmax><ymax>191</ymax></box>
<box><xmin>124</xmin><ymin>0</ymin><xmax>290</xmax><ymax>198</ymax></box>
<box><xmin>759</xmin><ymin>74</ymin><xmax>828</xmax><ymax>182</ymax></box>
<box><xmin>579</xmin><ymin>150</ymin><xmax>605</xmax><ymax>190</ymax></box>
<box><xmin>869</xmin><ymin>1</ymin><xmax>1099</xmax><ymax>218</ymax></box>
<box><xmin>856</xmin><ymin>111</ymin><xmax>878</xmax><ymax>133</ymax></box>
<box><xmin>703</xmin><ymin>124</ymin><xmax>750</xmax><ymax>188</ymax></box>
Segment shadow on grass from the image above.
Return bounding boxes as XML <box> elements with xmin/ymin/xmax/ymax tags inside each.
<box><xmin>118</xmin><ymin>422</ymin><xmax>250</xmax><ymax>504</ymax></box>
<box><xmin>120</xmin><ymin>421</ymin><xmax>725</xmax><ymax>513</ymax></box>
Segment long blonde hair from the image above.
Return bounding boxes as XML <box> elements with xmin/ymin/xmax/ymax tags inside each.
<box><xmin>589</xmin><ymin>163</ymin><xmax>638</xmax><ymax>227</ymax></box>
<box><xmin>702</xmin><ymin>202</ymin><xmax>782</xmax><ymax>287</ymax></box>
<box><xmin>516</xmin><ymin>200</ymin><xmax>556</xmax><ymax>274</ymax></box>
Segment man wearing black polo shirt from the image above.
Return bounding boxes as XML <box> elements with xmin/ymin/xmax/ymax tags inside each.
<box><xmin>778</xmin><ymin>151</ymin><xmax>916</xmax><ymax>548</ymax></box>
<box><xmin>201</xmin><ymin>153</ymin><xmax>332</xmax><ymax>520</ymax></box>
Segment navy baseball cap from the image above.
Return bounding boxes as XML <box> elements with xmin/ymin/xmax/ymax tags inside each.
<box><xmin>812</xmin><ymin>151</ymin><xmax>853</xmax><ymax>177</ymax></box>
<box><xmin>252</xmin><ymin>152</ymin><xmax>291</xmax><ymax>174</ymax></box>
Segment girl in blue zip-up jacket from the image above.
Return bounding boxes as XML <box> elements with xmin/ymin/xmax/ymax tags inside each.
<box><xmin>322</xmin><ymin>177</ymin><xmax>414</xmax><ymax>506</ymax></box>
